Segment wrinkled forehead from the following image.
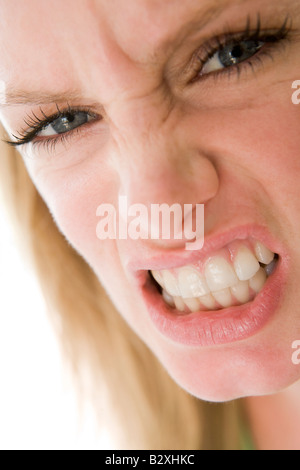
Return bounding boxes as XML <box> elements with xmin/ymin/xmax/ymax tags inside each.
<box><xmin>0</xmin><ymin>0</ymin><xmax>291</xmax><ymax>103</ymax></box>
<box><xmin>0</xmin><ymin>0</ymin><xmax>248</xmax><ymax>85</ymax></box>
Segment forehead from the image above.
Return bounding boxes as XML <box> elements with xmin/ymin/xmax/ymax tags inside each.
<box><xmin>0</xmin><ymin>0</ymin><xmax>230</xmax><ymax>51</ymax></box>
<box><xmin>0</xmin><ymin>0</ymin><xmax>293</xmax><ymax>108</ymax></box>
<box><xmin>0</xmin><ymin>0</ymin><xmax>245</xmax><ymax>88</ymax></box>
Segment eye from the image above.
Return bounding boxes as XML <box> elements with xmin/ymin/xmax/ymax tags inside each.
<box><xmin>38</xmin><ymin>111</ymin><xmax>93</xmax><ymax>137</ymax></box>
<box><xmin>5</xmin><ymin>106</ymin><xmax>101</xmax><ymax>150</ymax></box>
<box><xmin>201</xmin><ymin>39</ymin><xmax>264</xmax><ymax>75</ymax></box>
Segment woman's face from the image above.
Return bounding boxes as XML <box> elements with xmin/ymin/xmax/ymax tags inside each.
<box><xmin>1</xmin><ymin>0</ymin><xmax>300</xmax><ymax>401</ymax></box>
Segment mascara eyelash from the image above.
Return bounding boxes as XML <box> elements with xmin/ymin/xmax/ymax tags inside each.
<box><xmin>5</xmin><ymin>104</ymin><xmax>98</xmax><ymax>148</ymax></box>
<box><xmin>4</xmin><ymin>15</ymin><xmax>293</xmax><ymax>151</ymax></box>
<box><xmin>190</xmin><ymin>14</ymin><xmax>292</xmax><ymax>82</ymax></box>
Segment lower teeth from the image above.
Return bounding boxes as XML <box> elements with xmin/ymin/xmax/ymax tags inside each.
<box><xmin>156</xmin><ymin>256</ymin><xmax>278</xmax><ymax>314</ymax></box>
<box><xmin>162</xmin><ymin>289</ymin><xmax>176</xmax><ymax>308</ymax></box>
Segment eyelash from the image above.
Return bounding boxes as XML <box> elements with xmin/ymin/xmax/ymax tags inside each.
<box><xmin>5</xmin><ymin>15</ymin><xmax>292</xmax><ymax>151</ymax></box>
<box><xmin>191</xmin><ymin>15</ymin><xmax>292</xmax><ymax>82</ymax></box>
<box><xmin>6</xmin><ymin>105</ymin><xmax>100</xmax><ymax>151</ymax></box>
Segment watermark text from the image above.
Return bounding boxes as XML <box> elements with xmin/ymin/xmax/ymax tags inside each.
<box><xmin>96</xmin><ymin>197</ymin><xmax>204</xmax><ymax>251</ymax></box>
<box><xmin>291</xmin><ymin>80</ymin><xmax>300</xmax><ymax>105</ymax></box>
<box><xmin>292</xmin><ymin>340</ymin><xmax>300</xmax><ymax>365</ymax></box>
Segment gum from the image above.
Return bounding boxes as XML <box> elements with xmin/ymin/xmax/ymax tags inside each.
<box><xmin>171</xmin><ymin>237</ymin><xmax>258</xmax><ymax>277</ymax></box>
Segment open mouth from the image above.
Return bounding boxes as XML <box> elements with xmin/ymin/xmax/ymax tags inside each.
<box><xmin>149</xmin><ymin>239</ymin><xmax>279</xmax><ymax>314</ymax></box>
<box><xmin>138</xmin><ymin>232</ymin><xmax>285</xmax><ymax>346</ymax></box>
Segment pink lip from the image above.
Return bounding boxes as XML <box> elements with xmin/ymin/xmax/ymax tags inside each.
<box><xmin>127</xmin><ymin>224</ymin><xmax>284</xmax><ymax>272</ymax></box>
<box><xmin>131</xmin><ymin>225</ymin><xmax>290</xmax><ymax>347</ymax></box>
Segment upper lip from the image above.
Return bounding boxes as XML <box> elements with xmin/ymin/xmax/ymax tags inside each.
<box><xmin>126</xmin><ymin>223</ymin><xmax>285</xmax><ymax>280</ymax></box>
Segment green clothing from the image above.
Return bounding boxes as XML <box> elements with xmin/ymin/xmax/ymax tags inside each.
<box><xmin>240</xmin><ymin>426</ymin><xmax>255</xmax><ymax>450</ymax></box>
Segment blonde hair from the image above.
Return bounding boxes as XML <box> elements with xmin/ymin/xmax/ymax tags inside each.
<box><xmin>0</xmin><ymin>135</ymin><xmax>243</xmax><ymax>450</ymax></box>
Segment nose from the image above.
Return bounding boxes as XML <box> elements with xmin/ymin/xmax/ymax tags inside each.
<box><xmin>108</xmin><ymin>96</ymin><xmax>219</xmax><ymax>246</ymax></box>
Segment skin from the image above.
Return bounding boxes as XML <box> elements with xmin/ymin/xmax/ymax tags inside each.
<box><xmin>0</xmin><ymin>0</ymin><xmax>300</xmax><ymax>448</ymax></box>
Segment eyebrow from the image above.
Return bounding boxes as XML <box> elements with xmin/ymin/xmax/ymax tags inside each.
<box><xmin>0</xmin><ymin>89</ymin><xmax>84</xmax><ymax>107</ymax></box>
<box><xmin>0</xmin><ymin>0</ymin><xmax>260</xmax><ymax>108</ymax></box>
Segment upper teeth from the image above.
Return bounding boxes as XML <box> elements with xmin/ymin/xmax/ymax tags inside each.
<box><xmin>151</xmin><ymin>240</ymin><xmax>276</xmax><ymax>312</ymax></box>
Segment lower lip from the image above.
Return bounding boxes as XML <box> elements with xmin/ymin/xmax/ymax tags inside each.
<box><xmin>140</xmin><ymin>257</ymin><xmax>288</xmax><ymax>347</ymax></box>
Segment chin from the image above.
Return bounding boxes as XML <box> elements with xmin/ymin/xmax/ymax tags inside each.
<box><xmin>152</xmin><ymin>318</ymin><xmax>300</xmax><ymax>403</ymax></box>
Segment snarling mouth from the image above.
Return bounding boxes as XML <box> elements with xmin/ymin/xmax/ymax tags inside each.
<box><xmin>149</xmin><ymin>239</ymin><xmax>279</xmax><ymax>314</ymax></box>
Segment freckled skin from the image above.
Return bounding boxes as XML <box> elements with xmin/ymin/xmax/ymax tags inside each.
<box><xmin>0</xmin><ymin>0</ymin><xmax>300</xmax><ymax>402</ymax></box>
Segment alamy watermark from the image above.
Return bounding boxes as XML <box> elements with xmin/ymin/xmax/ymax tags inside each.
<box><xmin>290</xmin><ymin>83</ymin><xmax>300</xmax><ymax>365</ymax></box>
<box><xmin>291</xmin><ymin>80</ymin><xmax>300</xmax><ymax>105</ymax></box>
<box><xmin>292</xmin><ymin>340</ymin><xmax>300</xmax><ymax>365</ymax></box>
<box><xmin>96</xmin><ymin>196</ymin><xmax>204</xmax><ymax>251</ymax></box>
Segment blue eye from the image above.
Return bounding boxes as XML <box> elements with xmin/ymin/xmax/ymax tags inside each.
<box><xmin>38</xmin><ymin>111</ymin><xmax>92</xmax><ymax>137</ymax></box>
<box><xmin>5</xmin><ymin>106</ymin><xmax>100</xmax><ymax>149</ymax></box>
<box><xmin>202</xmin><ymin>39</ymin><xmax>264</xmax><ymax>75</ymax></box>
<box><xmin>193</xmin><ymin>15</ymin><xmax>292</xmax><ymax>80</ymax></box>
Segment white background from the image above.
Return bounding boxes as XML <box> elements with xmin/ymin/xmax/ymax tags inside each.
<box><xmin>0</xmin><ymin>204</ymin><xmax>113</xmax><ymax>450</ymax></box>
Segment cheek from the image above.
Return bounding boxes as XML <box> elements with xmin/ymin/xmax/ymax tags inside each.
<box><xmin>235</xmin><ymin>104</ymin><xmax>300</xmax><ymax>197</ymax></box>
<box><xmin>29</xmin><ymin>156</ymin><xmax>119</xmax><ymax>269</ymax></box>
<box><xmin>30</xmin><ymin>156</ymin><xmax>149</xmax><ymax>329</ymax></box>
<box><xmin>199</xmin><ymin>89</ymin><xmax>300</xmax><ymax>232</ymax></box>
<box><xmin>232</xmin><ymin>101</ymin><xmax>300</xmax><ymax>241</ymax></box>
